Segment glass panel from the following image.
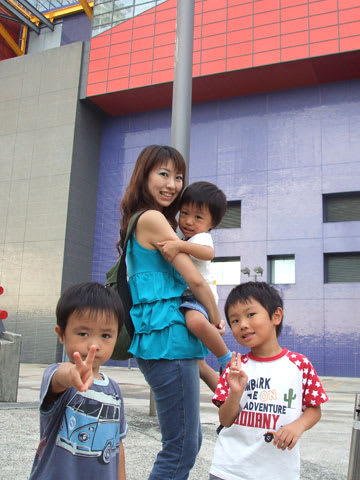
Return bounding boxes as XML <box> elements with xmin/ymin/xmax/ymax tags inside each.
<box><xmin>324</xmin><ymin>193</ymin><xmax>360</xmax><ymax>222</ymax></box>
<box><xmin>114</xmin><ymin>0</ymin><xmax>133</xmax><ymax>10</ymax></box>
<box><xmin>93</xmin><ymin>2</ymin><xmax>114</xmax><ymax>15</ymax></box>
<box><xmin>92</xmin><ymin>25</ymin><xmax>111</xmax><ymax>36</ymax></box>
<box><xmin>270</xmin><ymin>257</ymin><xmax>295</xmax><ymax>284</ymax></box>
<box><xmin>325</xmin><ymin>253</ymin><xmax>360</xmax><ymax>283</ymax></box>
<box><xmin>27</xmin><ymin>0</ymin><xmax>79</xmax><ymax>12</ymax></box>
<box><xmin>116</xmin><ymin>0</ymin><xmax>134</xmax><ymax>7</ymax></box>
<box><xmin>115</xmin><ymin>6</ymin><xmax>134</xmax><ymax>19</ymax></box>
<box><xmin>217</xmin><ymin>202</ymin><xmax>241</xmax><ymax>229</ymax></box>
<box><xmin>134</xmin><ymin>2</ymin><xmax>155</xmax><ymax>16</ymax></box>
<box><xmin>94</xmin><ymin>12</ymin><xmax>113</xmax><ymax>26</ymax></box>
<box><xmin>210</xmin><ymin>259</ymin><xmax>240</xmax><ymax>285</ymax></box>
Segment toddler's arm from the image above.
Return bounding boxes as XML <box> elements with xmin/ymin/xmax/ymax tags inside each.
<box><xmin>219</xmin><ymin>353</ymin><xmax>248</xmax><ymax>427</ymax></box>
<box><xmin>158</xmin><ymin>238</ymin><xmax>214</xmax><ymax>263</ymax></box>
<box><xmin>273</xmin><ymin>405</ymin><xmax>321</xmax><ymax>450</ymax></box>
<box><xmin>50</xmin><ymin>345</ymin><xmax>97</xmax><ymax>395</ymax></box>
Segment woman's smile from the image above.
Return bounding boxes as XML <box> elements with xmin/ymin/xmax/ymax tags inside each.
<box><xmin>147</xmin><ymin>160</ymin><xmax>183</xmax><ymax>209</ymax></box>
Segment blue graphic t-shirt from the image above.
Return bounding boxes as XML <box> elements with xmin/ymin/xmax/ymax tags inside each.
<box><xmin>29</xmin><ymin>364</ymin><xmax>127</xmax><ymax>480</ymax></box>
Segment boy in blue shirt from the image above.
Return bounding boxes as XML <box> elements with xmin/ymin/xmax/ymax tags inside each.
<box><xmin>29</xmin><ymin>282</ymin><xmax>127</xmax><ymax>480</ymax></box>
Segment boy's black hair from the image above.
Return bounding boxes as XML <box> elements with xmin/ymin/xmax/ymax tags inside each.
<box><xmin>224</xmin><ymin>281</ymin><xmax>284</xmax><ymax>337</ymax></box>
<box><xmin>180</xmin><ymin>181</ymin><xmax>227</xmax><ymax>228</ymax></box>
<box><xmin>56</xmin><ymin>282</ymin><xmax>124</xmax><ymax>336</ymax></box>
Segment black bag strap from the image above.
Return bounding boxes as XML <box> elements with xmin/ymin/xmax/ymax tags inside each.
<box><xmin>123</xmin><ymin>210</ymin><xmax>146</xmax><ymax>250</ymax></box>
<box><xmin>116</xmin><ymin>210</ymin><xmax>146</xmax><ymax>337</ymax></box>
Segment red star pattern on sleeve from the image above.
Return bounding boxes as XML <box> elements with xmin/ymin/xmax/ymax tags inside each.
<box><xmin>286</xmin><ymin>351</ymin><xmax>329</xmax><ymax>409</ymax></box>
<box><xmin>212</xmin><ymin>354</ymin><xmax>249</xmax><ymax>408</ymax></box>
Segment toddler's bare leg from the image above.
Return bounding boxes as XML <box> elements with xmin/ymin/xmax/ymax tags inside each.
<box><xmin>185</xmin><ymin>309</ymin><xmax>228</xmax><ymax>357</ymax></box>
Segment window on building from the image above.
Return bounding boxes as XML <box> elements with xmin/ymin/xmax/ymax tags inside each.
<box><xmin>210</xmin><ymin>257</ymin><xmax>240</xmax><ymax>285</ymax></box>
<box><xmin>324</xmin><ymin>253</ymin><xmax>360</xmax><ymax>283</ymax></box>
<box><xmin>216</xmin><ymin>201</ymin><xmax>241</xmax><ymax>229</ymax></box>
<box><xmin>323</xmin><ymin>192</ymin><xmax>360</xmax><ymax>222</ymax></box>
<box><xmin>268</xmin><ymin>255</ymin><xmax>295</xmax><ymax>284</ymax></box>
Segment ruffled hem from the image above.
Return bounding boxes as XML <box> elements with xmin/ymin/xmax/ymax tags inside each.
<box><xmin>130</xmin><ymin>297</ymin><xmax>186</xmax><ymax>333</ymax></box>
<box><xmin>129</xmin><ymin>323</ymin><xmax>209</xmax><ymax>359</ymax></box>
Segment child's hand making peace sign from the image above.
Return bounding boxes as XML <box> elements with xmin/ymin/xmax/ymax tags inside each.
<box><xmin>227</xmin><ymin>352</ymin><xmax>248</xmax><ymax>393</ymax></box>
<box><xmin>219</xmin><ymin>352</ymin><xmax>248</xmax><ymax>427</ymax></box>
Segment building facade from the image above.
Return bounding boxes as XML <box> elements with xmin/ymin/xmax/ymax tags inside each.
<box><xmin>1</xmin><ymin>0</ymin><xmax>359</xmax><ymax>376</ymax></box>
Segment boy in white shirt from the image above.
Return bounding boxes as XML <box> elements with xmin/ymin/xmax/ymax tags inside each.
<box><xmin>158</xmin><ymin>181</ymin><xmax>232</xmax><ymax>391</ymax></box>
<box><xmin>210</xmin><ymin>281</ymin><xmax>328</xmax><ymax>480</ymax></box>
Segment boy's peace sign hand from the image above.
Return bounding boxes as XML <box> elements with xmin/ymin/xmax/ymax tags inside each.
<box><xmin>227</xmin><ymin>352</ymin><xmax>248</xmax><ymax>393</ymax></box>
<box><xmin>71</xmin><ymin>345</ymin><xmax>97</xmax><ymax>392</ymax></box>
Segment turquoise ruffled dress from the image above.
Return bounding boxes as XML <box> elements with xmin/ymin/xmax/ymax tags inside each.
<box><xmin>127</xmin><ymin>234</ymin><xmax>209</xmax><ymax>360</ymax></box>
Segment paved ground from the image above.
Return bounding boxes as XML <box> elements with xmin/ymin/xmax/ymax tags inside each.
<box><xmin>0</xmin><ymin>364</ymin><xmax>359</xmax><ymax>480</ymax></box>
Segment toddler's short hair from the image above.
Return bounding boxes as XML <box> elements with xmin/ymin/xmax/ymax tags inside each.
<box><xmin>224</xmin><ymin>281</ymin><xmax>284</xmax><ymax>337</ymax></box>
<box><xmin>180</xmin><ymin>181</ymin><xmax>227</xmax><ymax>228</ymax></box>
<box><xmin>56</xmin><ymin>282</ymin><xmax>124</xmax><ymax>336</ymax></box>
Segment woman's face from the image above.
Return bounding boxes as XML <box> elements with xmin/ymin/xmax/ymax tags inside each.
<box><xmin>147</xmin><ymin>160</ymin><xmax>184</xmax><ymax>210</ymax></box>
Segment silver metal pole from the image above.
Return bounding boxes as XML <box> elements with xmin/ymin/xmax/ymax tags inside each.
<box><xmin>149</xmin><ymin>388</ymin><xmax>157</xmax><ymax>416</ymax></box>
<box><xmin>170</xmin><ymin>0</ymin><xmax>195</xmax><ymax>179</ymax></box>
<box><xmin>153</xmin><ymin>0</ymin><xmax>194</xmax><ymax>420</ymax></box>
<box><xmin>348</xmin><ymin>393</ymin><xmax>360</xmax><ymax>480</ymax></box>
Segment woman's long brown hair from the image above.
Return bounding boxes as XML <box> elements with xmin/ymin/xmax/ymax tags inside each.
<box><xmin>117</xmin><ymin>145</ymin><xmax>186</xmax><ymax>253</ymax></box>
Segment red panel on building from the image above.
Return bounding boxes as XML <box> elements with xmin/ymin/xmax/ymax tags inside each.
<box><xmin>87</xmin><ymin>0</ymin><xmax>360</xmax><ymax>115</ymax></box>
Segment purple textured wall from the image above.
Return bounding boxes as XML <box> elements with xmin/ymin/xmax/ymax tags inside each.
<box><xmin>61</xmin><ymin>12</ymin><xmax>92</xmax><ymax>46</ymax></box>
<box><xmin>93</xmin><ymin>79</ymin><xmax>360</xmax><ymax>376</ymax></box>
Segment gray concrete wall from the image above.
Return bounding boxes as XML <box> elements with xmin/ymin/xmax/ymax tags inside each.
<box><xmin>0</xmin><ymin>42</ymin><xmax>102</xmax><ymax>363</ymax></box>
<box><xmin>27</xmin><ymin>22</ymin><xmax>63</xmax><ymax>54</ymax></box>
<box><xmin>61</xmin><ymin>100</ymin><xmax>103</xmax><ymax>292</ymax></box>
<box><xmin>0</xmin><ymin>332</ymin><xmax>21</xmax><ymax>401</ymax></box>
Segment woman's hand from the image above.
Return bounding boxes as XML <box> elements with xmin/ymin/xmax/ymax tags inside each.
<box><xmin>215</xmin><ymin>319</ymin><xmax>226</xmax><ymax>336</ymax></box>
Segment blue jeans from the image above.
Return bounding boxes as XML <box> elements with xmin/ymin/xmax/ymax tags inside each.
<box><xmin>136</xmin><ymin>358</ymin><xmax>202</xmax><ymax>480</ymax></box>
<box><xmin>180</xmin><ymin>294</ymin><xmax>209</xmax><ymax>320</ymax></box>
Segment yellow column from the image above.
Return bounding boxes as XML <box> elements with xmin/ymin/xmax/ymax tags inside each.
<box><xmin>78</xmin><ymin>0</ymin><xmax>93</xmax><ymax>21</ymax></box>
<box><xmin>0</xmin><ymin>23</ymin><xmax>23</xmax><ymax>56</ymax></box>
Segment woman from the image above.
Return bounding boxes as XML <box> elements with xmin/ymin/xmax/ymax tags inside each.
<box><xmin>118</xmin><ymin>145</ymin><xmax>224</xmax><ymax>480</ymax></box>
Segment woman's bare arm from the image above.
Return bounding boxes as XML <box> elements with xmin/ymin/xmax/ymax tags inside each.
<box><xmin>135</xmin><ymin>210</ymin><xmax>222</xmax><ymax>328</ymax></box>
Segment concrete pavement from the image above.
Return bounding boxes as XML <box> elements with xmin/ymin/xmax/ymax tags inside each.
<box><xmin>0</xmin><ymin>364</ymin><xmax>359</xmax><ymax>480</ymax></box>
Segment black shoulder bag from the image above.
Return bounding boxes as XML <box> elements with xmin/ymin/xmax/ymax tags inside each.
<box><xmin>105</xmin><ymin>211</ymin><xmax>145</xmax><ymax>360</ymax></box>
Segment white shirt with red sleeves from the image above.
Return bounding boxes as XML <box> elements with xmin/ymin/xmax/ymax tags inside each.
<box><xmin>210</xmin><ymin>348</ymin><xmax>328</xmax><ymax>480</ymax></box>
